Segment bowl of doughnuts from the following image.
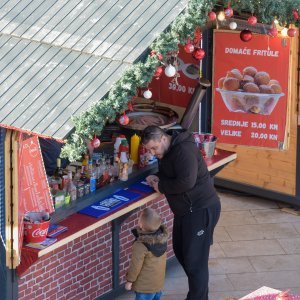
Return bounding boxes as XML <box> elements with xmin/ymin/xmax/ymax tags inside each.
<box><xmin>216</xmin><ymin>67</ymin><xmax>284</xmax><ymax>115</ymax></box>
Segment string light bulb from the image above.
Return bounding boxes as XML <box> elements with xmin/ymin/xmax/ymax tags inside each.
<box><xmin>281</xmin><ymin>27</ymin><xmax>288</xmax><ymax>37</ymax></box>
<box><xmin>217</xmin><ymin>11</ymin><xmax>226</xmax><ymax>21</ymax></box>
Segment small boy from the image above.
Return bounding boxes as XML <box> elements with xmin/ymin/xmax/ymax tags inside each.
<box><xmin>125</xmin><ymin>207</ymin><xmax>168</xmax><ymax>300</ymax></box>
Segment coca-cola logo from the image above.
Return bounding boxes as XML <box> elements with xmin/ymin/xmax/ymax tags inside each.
<box><xmin>31</xmin><ymin>228</ymin><xmax>48</xmax><ymax>237</ymax></box>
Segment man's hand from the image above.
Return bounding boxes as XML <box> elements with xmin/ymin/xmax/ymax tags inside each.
<box><xmin>146</xmin><ymin>175</ymin><xmax>159</xmax><ymax>187</ymax></box>
<box><xmin>152</xmin><ymin>180</ymin><xmax>160</xmax><ymax>193</ymax></box>
<box><xmin>125</xmin><ymin>281</ymin><xmax>132</xmax><ymax>291</ymax></box>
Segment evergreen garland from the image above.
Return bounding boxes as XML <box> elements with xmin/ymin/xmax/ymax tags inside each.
<box><xmin>61</xmin><ymin>0</ymin><xmax>300</xmax><ymax>161</ymax></box>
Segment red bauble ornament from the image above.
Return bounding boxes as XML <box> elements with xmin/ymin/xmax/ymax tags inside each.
<box><xmin>248</xmin><ymin>15</ymin><xmax>257</xmax><ymax>25</ymax></box>
<box><xmin>292</xmin><ymin>9</ymin><xmax>299</xmax><ymax>20</ymax></box>
<box><xmin>192</xmin><ymin>48</ymin><xmax>205</xmax><ymax>60</ymax></box>
<box><xmin>224</xmin><ymin>7</ymin><xmax>233</xmax><ymax>18</ymax></box>
<box><xmin>91</xmin><ymin>135</ymin><xmax>101</xmax><ymax>148</ymax></box>
<box><xmin>288</xmin><ymin>27</ymin><xmax>297</xmax><ymax>37</ymax></box>
<box><xmin>154</xmin><ymin>66</ymin><xmax>163</xmax><ymax>77</ymax></box>
<box><xmin>118</xmin><ymin>113</ymin><xmax>129</xmax><ymax>125</ymax></box>
<box><xmin>150</xmin><ymin>50</ymin><xmax>156</xmax><ymax>56</ymax></box>
<box><xmin>184</xmin><ymin>39</ymin><xmax>195</xmax><ymax>53</ymax></box>
<box><xmin>268</xmin><ymin>27</ymin><xmax>278</xmax><ymax>37</ymax></box>
<box><xmin>157</xmin><ymin>53</ymin><xmax>163</xmax><ymax>60</ymax></box>
<box><xmin>127</xmin><ymin>101</ymin><xmax>133</xmax><ymax>111</ymax></box>
<box><xmin>208</xmin><ymin>11</ymin><xmax>216</xmax><ymax>21</ymax></box>
<box><xmin>240</xmin><ymin>29</ymin><xmax>252</xmax><ymax>42</ymax></box>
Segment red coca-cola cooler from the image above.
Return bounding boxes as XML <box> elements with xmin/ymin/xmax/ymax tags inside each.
<box><xmin>24</xmin><ymin>212</ymin><xmax>51</xmax><ymax>243</ymax></box>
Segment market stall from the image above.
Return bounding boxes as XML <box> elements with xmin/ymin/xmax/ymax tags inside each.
<box><xmin>16</xmin><ymin>147</ymin><xmax>235</xmax><ymax>299</ymax></box>
<box><xmin>1</xmin><ymin>1</ymin><xmax>298</xmax><ymax>300</ymax></box>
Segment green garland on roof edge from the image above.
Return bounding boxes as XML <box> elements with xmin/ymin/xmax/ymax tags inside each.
<box><xmin>61</xmin><ymin>0</ymin><xmax>300</xmax><ymax>162</ymax></box>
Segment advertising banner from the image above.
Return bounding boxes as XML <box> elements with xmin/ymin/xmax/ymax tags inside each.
<box><xmin>18</xmin><ymin>134</ymin><xmax>53</xmax><ymax>252</ymax></box>
<box><xmin>149</xmin><ymin>45</ymin><xmax>199</xmax><ymax>107</ymax></box>
<box><xmin>212</xmin><ymin>31</ymin><xmax>290</xmax><ymax>148</ymax></box>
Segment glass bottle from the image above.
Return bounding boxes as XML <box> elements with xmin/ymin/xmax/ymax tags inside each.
<box><xmin>119</xmin><ymin>151</ymin><xmax>129</xmax><ymax>181</ymax></box>
<box><xmin>53</xmin><ymin>158</ymin><xmax>63</xmax><ymax>189</ymax></box>
<box><xmin>66</xmin><ymin>171</ymin><xmax>77</xmax><ymax>203</ymax></box>
<box><xmin>90</xmin><ymin>172</ymin><xmax>96</xmax><ymax>192</ymax></box>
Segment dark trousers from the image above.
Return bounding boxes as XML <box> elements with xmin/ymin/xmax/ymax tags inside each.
<box><xmin>172</xmin><ymin>201</ymin><xmax>221</xmax><ymax>300</ymax></box>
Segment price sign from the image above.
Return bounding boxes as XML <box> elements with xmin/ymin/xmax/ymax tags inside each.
<box><xmin>212</xmin><ymin>31</ymin><xmax>290</xmax><ymax>148</ymax></box>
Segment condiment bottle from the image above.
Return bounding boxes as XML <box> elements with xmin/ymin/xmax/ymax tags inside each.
<box><xmin>130</xmin><ymin>134</ymin><xmax>140</xmax><ymax>164</ymax></box>
<box><xmin>119</xmin><ymin>139</ymin><xmax>129</xmax><ymax>159</ymax></box>
<box><xmin>114</xmin><ymin>134</ymin><xmax>126</xmax><ymax>159</ymax></box>
<box><xmin>81</xmin><ymin>154</ymin><xmax>89</xmax><ymax>174</ymax></box>
<box><xmin>119</xmin><ymin>152</ymin><xmax>129</xmax><ymax>181</ymax></box>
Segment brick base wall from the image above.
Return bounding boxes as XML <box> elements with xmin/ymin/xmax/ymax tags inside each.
<box><xmin>18</xmin><ymin>196</ymin><xmax>174</xmax><ymax>300</ymax></box>
<box><xmin>119</xmin><ymin>196</ymin><xmax>174</xmax><ymax>284</ymax></box>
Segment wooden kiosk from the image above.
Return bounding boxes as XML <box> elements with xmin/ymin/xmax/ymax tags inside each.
<box><xmin>0</xmin><ymin>126</ymin><xmax>236</xmax><ymax>300</ymax></box>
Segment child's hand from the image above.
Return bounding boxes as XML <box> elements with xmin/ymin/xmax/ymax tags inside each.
<box><xmin>125</xmin><ymin>281</ymin><xmax>132</xmax><ymax>291</ymax></box>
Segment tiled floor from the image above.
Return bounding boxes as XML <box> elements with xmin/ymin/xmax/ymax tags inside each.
<box><xmin>116</xmin><ymin>191</ymin><xmax>300</xmax><ymax>300</ymax></box>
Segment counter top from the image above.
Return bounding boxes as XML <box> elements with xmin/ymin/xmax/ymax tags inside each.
<box><xmin>17</xmin><ymin>148</ymin><xmax>236</xmax><ymax>276</ymax></box>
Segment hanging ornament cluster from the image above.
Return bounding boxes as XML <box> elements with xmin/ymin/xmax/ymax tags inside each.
<box><xmin>219</xmin><ymin>5</ymin><xmax>298</xmax><ymax>43</ymax></box>
<box><xmin>183</xmin><ymin>28</ymin><xmax>205</xmax><ymax>61</ymax></box>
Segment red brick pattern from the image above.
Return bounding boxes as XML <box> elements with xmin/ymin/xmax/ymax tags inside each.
<box><xmin>18</xmin><ymin>223</ymin><xmax>112</xmax><ymax>300</ymax></box>
<box><xmin>18</xmin><ymin>196</ymin><xmax>174</xmax><ymax>300</ymax></box>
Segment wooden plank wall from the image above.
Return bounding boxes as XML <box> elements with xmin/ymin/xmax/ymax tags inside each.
<box><xmin>216</xmin><ymin>35</ymin><xmax>299</xmax><ymax>196</ymax></box>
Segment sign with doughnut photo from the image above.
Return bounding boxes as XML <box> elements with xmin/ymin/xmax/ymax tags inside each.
<box><xmin>212</xmin><ymin>30</ymin><xmax>290</xmax><ymax>148</ymax></box>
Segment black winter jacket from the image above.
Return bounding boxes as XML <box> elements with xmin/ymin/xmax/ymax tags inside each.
<box><xmin>157</xmin><ymin>131</ymin><xmax>220</xmax><ymax>216</ymax></box>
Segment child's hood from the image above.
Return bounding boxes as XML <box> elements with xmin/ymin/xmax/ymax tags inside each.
<box><xmin>132</xmin><ymin>224</ymin><xmax>168</xmax><ymax>257</ymax></box>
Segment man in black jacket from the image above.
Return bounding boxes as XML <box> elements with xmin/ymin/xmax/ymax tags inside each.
<box><xmin>141</xmin><ymin>125</ymin><xmax>221</xmax><ymax>300</ymax></box>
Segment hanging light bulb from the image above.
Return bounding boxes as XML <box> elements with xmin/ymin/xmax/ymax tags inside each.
<box><xmin>273</xmin><ymin>18</ymin><xmax>279</xmax><ymax>25</ymax></box>
<box><xmin>217</xmin><ymin>11</ymin><xmax>226</xmax><ymax>21</ymax></box>
<box><xmin>281</xmin><ymin>27</ymin><xmax>288</xmax><ymax>37</ymax></box>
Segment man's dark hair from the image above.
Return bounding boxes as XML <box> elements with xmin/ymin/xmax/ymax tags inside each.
<box><xmin>141</xmin><ymin>126</ymin><xmax>167</xmax><ymax>145</ymax></box>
